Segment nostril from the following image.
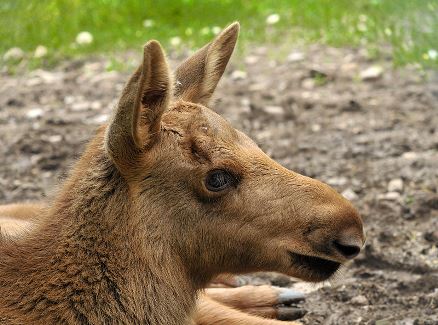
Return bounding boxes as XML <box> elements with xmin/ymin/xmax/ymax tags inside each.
<box><xmin>333</xmin><ymin>240</ymin><xmax>361</xmax><ymax>259</ymax></box>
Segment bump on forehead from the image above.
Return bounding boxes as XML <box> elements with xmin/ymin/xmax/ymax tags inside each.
<box><xmin>164</xmin><ymin>100</ymin><xmax>238</xmax><ymax>142</ymax></box>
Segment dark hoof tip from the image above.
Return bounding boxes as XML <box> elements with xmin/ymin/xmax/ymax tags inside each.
<box><xmin>277</xmin><ymin>306</ymin><xmax>307</xmax><ymax>321</ymax></box>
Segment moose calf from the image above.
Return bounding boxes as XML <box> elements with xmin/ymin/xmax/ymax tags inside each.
<box><xmin>0</xmin><ymin>23</ymin><xmax>364</xmax><ymax>324</ymax></box>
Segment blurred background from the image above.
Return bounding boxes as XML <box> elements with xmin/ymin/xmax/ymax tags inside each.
<box><xmin>1</xmin><ymin>0</ymin><xmax>438</xmax><ymax>68</ymax></box>
<box><xmin>0</xmin><ymin>1</ymin><xmax>437</xmax><ymax>324</ymax></box>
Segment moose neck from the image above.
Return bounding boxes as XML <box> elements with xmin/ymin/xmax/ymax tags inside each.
<box><xmin>0</xmin><ymin>133</ymin><xmax>196</xmax><ymax>325</ymax></box>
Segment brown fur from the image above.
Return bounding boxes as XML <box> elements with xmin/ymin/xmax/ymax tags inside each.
<box><xmin>0</xmin><ymin>203</ymin><xmax>44</xmax><ymax>237</ymax></box>
<box><xmin>194</xmin><ymin>296</ymin><xmax>298</xmax><ymax>325</ymax></box>
<box><xmin>0</xmin><ymin>23</ymin><xmax>364</xmax><ymax>324</ymax></box>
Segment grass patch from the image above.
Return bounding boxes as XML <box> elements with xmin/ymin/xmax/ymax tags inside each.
<box><xmin>1</xmin><ymin>0</ymin><xmax>438</xmax><ymax>68</ymax></box>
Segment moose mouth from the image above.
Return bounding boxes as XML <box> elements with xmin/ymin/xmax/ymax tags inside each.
<box><xmin>288</xmin><ymin>251</ymin><xmax>341</xmax><ymax>281</ymax></box>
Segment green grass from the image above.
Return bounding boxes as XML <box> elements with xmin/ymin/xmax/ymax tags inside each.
<box><xmin>1</xmin><ymin>0</ymin><xmax>438</xmax><ymax>68</ymax></box>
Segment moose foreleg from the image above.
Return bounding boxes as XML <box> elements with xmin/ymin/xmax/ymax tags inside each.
<box><xmin>195</xmin><ymin>295</ymin><xmax>302</xmax><ymax>325</ymax></box>
<box><xmin>205</xmin><ymin>285</ymin><xmax>305</xmax><ymax>320</ymax></box>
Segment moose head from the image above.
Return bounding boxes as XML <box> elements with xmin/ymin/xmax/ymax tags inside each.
<box><xmin>103</xmin><ymin>22</ymin><xmax>365</xmax><ymax>286</ymax></box>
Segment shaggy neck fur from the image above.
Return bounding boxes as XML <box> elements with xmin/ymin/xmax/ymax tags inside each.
<box><xmin>0</xmin><ymin>132</ymin><xmax>196</xmax><ymax>325</ymax></box>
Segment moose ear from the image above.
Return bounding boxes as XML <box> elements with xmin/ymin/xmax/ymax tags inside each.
<box><xmin>106</xmin><ymin>40</ymin><xmax>171</xmax><ymax>165</ymax></box>
<box><xmin>175</xmin><ymin>22</ymin><xmax>239</xmax><ymax>105</ymax></box>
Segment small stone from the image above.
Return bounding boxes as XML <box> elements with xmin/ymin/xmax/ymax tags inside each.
<box><xmin>239</xmin><ymin>98</ymin><xmax>251</xmax><ymax>113</ymax></box>
<box><xmin>26</xmin><ymin>108</ymin><xmax>43</xmax><ymax>119</ymax></box>
<box><xmin>211</xmin><ymin>26</ymin><xmax>221</xmax><ymax>35</ymax></box>
<box><xmin>350</xmin><ymin>295</ymin><xmax>368</xmax><ymax>305</ymax></box>
<box><xmin>28</xmin><ymin>70</ymin><xmax>61</xmax><ymax>85</ymax></box>
<box><xmin>47</xmin><ymin>135</ymin><xmax>62</xmax><ymax>143</ymax></box>
<box><xmin>3</xmin><ymin>47</ymin><xmax>24</xmax><ymax>61</ymax></box>
<box><xmin>71</xmin><ymin>102</ymin><xmax>89</xmax><ymax>111</ymax></box>
<box><xmin>245</xmin><ymin>55</ymin><xmax>259</xmax><ymax>65</ymax></box>
<box><xmin>240</xmin><ymin>98</ymin><xmax>250</xmax><ymax>107</ymax></box>
<box><xmin>342</xmin><ymin>188</ymin><xmax>358</xmax><ymax>201</ymax></box>
<box><xmin>76</xmin><ymin>31</ymin><xmax>93</xmax><ymax>45</ymax></box>
<box><xmin>34</xmin><ymin>45</ymin><xmax>48</xmax><ymax>58</ymax></box>
<box><xmin>402</xmin><ymin>151</ymin><xmax>419</xmax><ymax>160</ymax></box>
<box><xmin>170</xmin><ymin>36</ymin><xmax>182</xmax><ymax>47</ymax></box>
<box><xmin>378</xmin><ymin>191</ymin><xmax>401</xmax><ymax>201</ymax></box>
<box><xmin>266</xmin><ymin>14</ymin><xmax>280</xmax><ymax>25</ymax></box>
<box><xmin>64</xmin><ymin>96</ymin><xmax>76</xmax><ymax>105</ymax></box>
<box><xmin>387</xmin><ymin>178</ymin><xmax>403</xmax><ymax>193</ymax></box>
<box><xmin>287</xmin><ymin>52</ymin><xmax>305</xmax><ymax>62</ymax></box>
<box><xmin>263</xmin><ymin>106</ymin><xmax>284</xmax><ymax>116</ymax></box>
<box><xmin>302</xmin><ymin>78</ymin><xmax>315</xmax><ymax>89</ymax></box>
<box><xmin>90</xmin><ymin>101</ymin><xmax>102</xmax><ymax>110</ymax></box>
<box><xmin>248</xmin><ymin>83</ymin><xmax>266</xmax><ymax>92</ymax></box>
<box><xmin>230</xmin><ymin>70</ymin><xmax>247</xmax><ymax>80</ymax></box>
<box><xmin>327</xmin><ymin>176</ymin><xmax>348</xmax><ymax>186</ymax></box>
<box><xmin>92</xmin><ymin>114</ymin><xmax>109</xmax><ymax>124</ymax></box>
<box><xmin>311</xmin><ymin>124</ymin><xmax>321</xmax><ymax>132</ymax></box>
<box><xmin>360</xmin><ymin>66</ymin><xmax>383</xmax><ymax>80</ymax></box>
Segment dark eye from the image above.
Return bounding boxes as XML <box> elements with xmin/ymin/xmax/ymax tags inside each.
<box><xmin>205</xmin><ymin>170</ymin><xmax>235</xmax><ymax>192</ymax></box>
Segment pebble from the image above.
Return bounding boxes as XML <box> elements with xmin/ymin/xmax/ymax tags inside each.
<box><xmin>230</xmin><ymin>70</ymin><xmax>247</xmax><ymax>80</ymax></box>
<box><xmin>47</xmin><ymin>135</ymin><xmax>62</xmax><ymax>143</ymax></box>
<box><xmin>263</xmin><ymin>106</ymin><xmax>284</xmax><ymax>116</ymax></box>
<box><xmin>302</xmin><ymin>78</ymin><xmax>315</xmax><ymax>89</ymax></box>
<box><xmin>360</xmin><ymin>66</ymin><xmax>383</xmax><ymax>80</ymax></box>
<box><xmin>92</xmin><ymin>114</ymin><xmax>109</xmax><ymax>124</ymax></box>
<box><xmin>388</xmin><ymin>178</ymin><xmax>403</xmax><ymax>193</ymax></box>
<box><xmin>170</xmin><ymin>37</ymin><xmax>182</xmax><ymax>47</ymax></box>
<box><xmin>245</xmin><ymin>55</ymin><xmax>259</xmax><ymax>65</ymax></box>
<box><xmin>342</xmin><ymin>188</ymin><xmax>358</xmax><ymax>201</ymax></box>
<box><xmin>401</xmin><ymin>151</ymin><xmax>419</xmax><ymax>160</ymax></box>
<box><xmin>34</xmin><ymin>45</ymin><xmax>48</xmax><ymax>59</ymax></box>
<box><xmin>248</xmin><ymin>83</ymin><xmax>266</xmax><ymax>92</ymax></box>
<box><xmin>64</xmin><ymin>96</ymin><xmax>76</xmax><ymax>105</ymax></box>
<box><xmin>71</xmin><ymin>102</ymin><xmax>90</xmax><ymax>111</ymax></box>
<box><xmin>27</xmin><ymin>70</ymin><xmax>62</xmax><ymax>85</ymax></box>
<box><xmin>3</xmin><ymin>47</ymin><xmax>24</xmax><ymax>61</ymax></box>
<box><xmin>311</xmin><ymin>124</ymin><xmax>321</xmax><ymax>132</ymax></box>
<box><xmin>327</xmin><ymin>176</ymin><xmax>348</xmax><ymax>186</ymax></box>
<box><xmin>378</xmin><ymin>191</ymin><xmax>401</xmax><ymax>201</ymax></box>
<box><xmin>266</xmin><ymin>14</ymin><xmax>280</xmax><ymax>25</ymax></box>
<box><xmin>211</xmin><ymin>26</ymin><xmax>221</xmax><ymax>35</ymax></box>
<box><xmin>26</xmin><ymin>108</ymin><xmax>44</xmax><ymax>119</ymax></box>
<box><xmin>287</xmin><ymin>52</ymin><xmax>305</xmax><ymax>62</ymax></box>
<box><xmin>90</xmin><ymin>101</ymin><xmax>102</xmax><ymax>110</ymax></box>
<box><xmin>239</xmin><ymin>98</ymin><xmax>251</xmax><ymax>113</ymax></box>
<box><xmin>350</xmin><ymin>295</ymin><xmax>369</xmax><ymax>305</ymax></box>
<box><xmin>76</xmin><ymin>31</ymin><xmax>93</xmax><ymax>45</ymax></box>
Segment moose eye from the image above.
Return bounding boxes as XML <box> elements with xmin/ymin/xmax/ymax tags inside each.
<box><xmin>205</xmin><ymin>170</ymin><xmax>235</xmax><ymax>192</ymax></box>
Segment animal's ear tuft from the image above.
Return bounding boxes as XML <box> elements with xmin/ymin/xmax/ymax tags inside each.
<box><xmin>175</xmin><ymin>22</ymin><xmax>240</xmax><ymax>105</ymax></box>
<box><xmin>105</xmin><ymin>40</ymin><xmax>171</xmax><ymax>167</ymax></box>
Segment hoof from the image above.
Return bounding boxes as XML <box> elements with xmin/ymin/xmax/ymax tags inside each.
<box><xmin>277</xmin><ymin>306</ymin><xmax>307</xmax><ymax>321</ymax></box>
<box><xmin>277</xmin><ymin>288</ymin><xmax>306</xmax><ymax>304</ymax></box>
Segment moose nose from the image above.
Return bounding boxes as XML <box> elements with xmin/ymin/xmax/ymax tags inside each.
<box><xmin>333</xmin><ymin>240</ymin><xmax>361</xmax><ymax>259</ymax></box>
<box><xmin>332</xmin><ymin>233</ymin><xmax>363</xmax><ymax>259</ymax></box>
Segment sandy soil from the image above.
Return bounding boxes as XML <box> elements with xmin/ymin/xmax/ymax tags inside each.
<box><xmin>1</xmin><ymin>44</ymin><xmax>437</xmax><ymax>324</ymax></box>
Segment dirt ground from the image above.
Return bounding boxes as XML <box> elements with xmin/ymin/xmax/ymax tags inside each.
<box><xmin>1</xmin><ymin>44</ymin><xmax>437</xmax><ymax>324</ymax></box>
